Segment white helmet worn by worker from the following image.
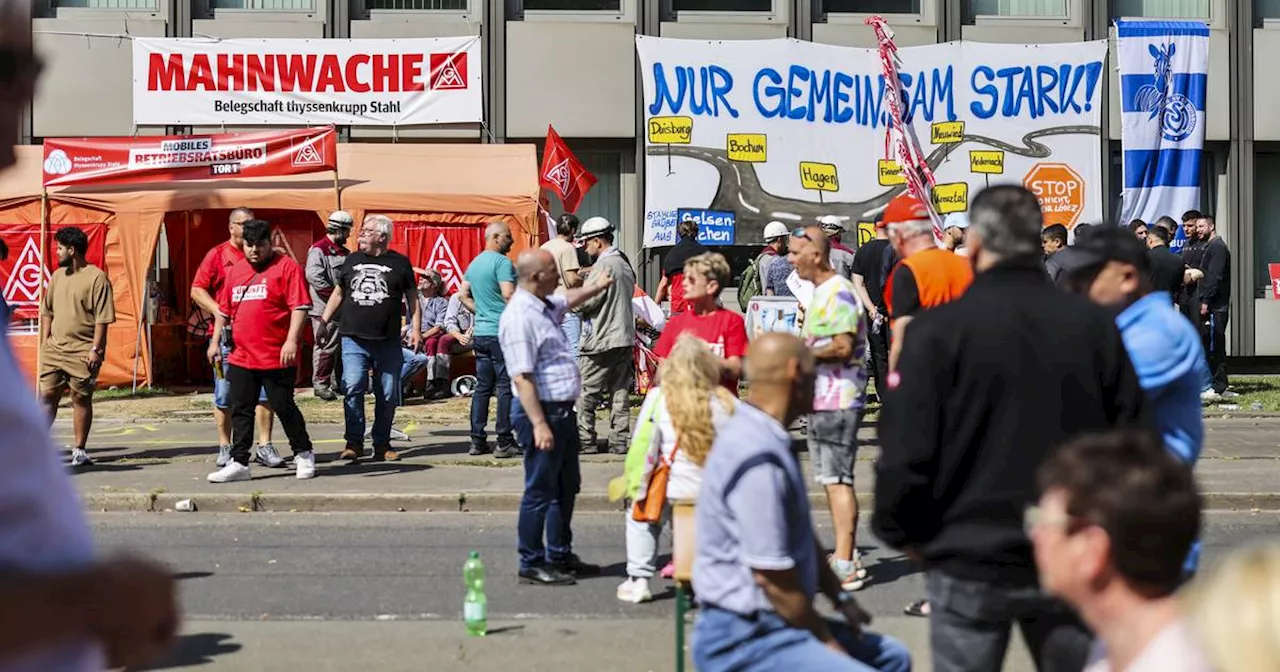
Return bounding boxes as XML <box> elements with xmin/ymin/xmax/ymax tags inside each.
<box><xmin>818</xmin><ymin>215</ymin><xmax>846</xmax><ymax>233</ymax></box>
<box><xmin>763</xmin><ymin>221</ymin><xmax>789</xmax><ymax>241</ymax></box>
<box><xmin>577</xmin><ymin>216</ymin><xmax>614</xmax><ymax>242</ymax></box>
<box><xmin>327</xmin><ymin>210</ymin><xmax>354</xmax><ymax>232</ymax></box>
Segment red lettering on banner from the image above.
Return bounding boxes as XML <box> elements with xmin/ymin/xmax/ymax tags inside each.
<box><xmin>148</xmin><ymin>52</ymin><xmax>439</xmax><ymax>93</ymax></box>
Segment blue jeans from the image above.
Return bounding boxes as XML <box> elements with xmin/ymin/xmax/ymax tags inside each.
<box><xmin>401</xmin><ymin>347</ymin><xmax>429</xmax><ymax>382</ymax></box>
<box><xmin>560</xmin><ymin>311</ymin><xmax>582</xmax><ymax>360</ymax></box>
<box><xmin>693</xmin><ymin>607</ymin><xmax>911</xmax><ymax>672</ymax></box>
<box><xmin>513</xmin><ymin>398</ymin><xmax>581</xmax><ymax>570</ymax></box>
<box><xmin>341</xmin><ymin>336</ymin><xmax>403</xmax><ymax>449</ymax></box>
<box><xmin>212</xmin><ymin>341</ymin><xmax>266</xmax><ymax>409</ymax></box>
<box><xmin>470</xmin><ymin>335</ymin><xmax>513</xmax><ymax>445</ymax></box>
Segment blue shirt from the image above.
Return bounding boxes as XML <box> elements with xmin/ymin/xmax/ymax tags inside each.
<box><xmin>693</xmin><ymin>403</ymin><xmax>816</xmax><ymax>615</ymax></box>
<box><xmin>464</xmin><ymin>250</ymin><xmax>516</xmax><ymax>337</ymax></box>
<box><xmin>1116</xmin><ymin>291</ymin><xmax>1208</xmax><ymax>464</ymax></box>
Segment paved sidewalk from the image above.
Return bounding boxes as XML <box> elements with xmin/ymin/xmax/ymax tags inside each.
<box><xmin>62</xmin><ymin>417</ymin><xmax>1280</xmax><ymax>513</ymax></box>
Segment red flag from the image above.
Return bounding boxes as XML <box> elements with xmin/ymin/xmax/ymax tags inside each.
<box><xmin>539</xmin><ymin>126</ymin><xmax>597</xmax><ymax>214</ymax></box>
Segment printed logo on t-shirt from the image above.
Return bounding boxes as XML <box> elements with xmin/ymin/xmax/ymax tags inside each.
<box><xmin>350</xmin><ymin>263</ymin><xmax>392</xmax><ymax>306</ymax></box>
<box><xmin>231</xmin><ymin>280</ymin><xmax>268</xmax><ymax>303</ymax></box>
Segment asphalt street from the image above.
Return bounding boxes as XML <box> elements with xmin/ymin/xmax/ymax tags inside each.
<box><xmin>94</xmin><ymin>510</ymin><xmax>1280</xmax><ymax>672</ymax></box>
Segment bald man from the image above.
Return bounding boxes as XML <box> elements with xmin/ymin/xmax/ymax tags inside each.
<box><xmin>692</xmin><ymin>332</ymin><xmax>910</xmax><ymax>672</ymax></box>
<box><xmin>790</xmin><ymin>226</ymin><xmax>872</xmax><ymax>592</ymax></box>
<box><xmin>460</xmin><ymin>222</ymin><xmax>518</xmax><ymax>457</ymax></box>
<box><xmin>500</xmin><ymin>249</ymin><xmax>613</xmax><ymax>585</ymax></box>
<box><xmin>0</xmin><ymin>3</ymin><xmax>179</xmax><ymax>669</ymax></box>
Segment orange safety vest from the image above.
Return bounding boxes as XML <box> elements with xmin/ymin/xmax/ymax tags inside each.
<box><xmin>883</xmin><ymin>248</ymin><xmax>973</xmax><ymax>327</ymax></box>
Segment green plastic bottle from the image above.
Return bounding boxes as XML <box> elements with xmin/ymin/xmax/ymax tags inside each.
<box><xmin>463</xmin><ymin>550</ymin><xmax>487</xmax><ymax>636</ymax></box>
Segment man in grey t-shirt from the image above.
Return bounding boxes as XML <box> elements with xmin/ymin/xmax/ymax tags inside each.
<box><xmin>691</xmin><ymin>333</ymin><xmax>910</xmax><ymax>672</ymax></box>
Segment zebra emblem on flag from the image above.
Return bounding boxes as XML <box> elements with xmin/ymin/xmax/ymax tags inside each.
<box><xmin>1134</xmin><ymin>43</ymin><xmax>1197</xmax><ymax>142</ymax></box>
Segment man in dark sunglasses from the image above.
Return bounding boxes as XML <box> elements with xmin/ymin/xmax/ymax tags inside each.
<box><xmin>0</xmin><ymin>4</ymin><xmax>179</xmax><ymax>669</ymax></box>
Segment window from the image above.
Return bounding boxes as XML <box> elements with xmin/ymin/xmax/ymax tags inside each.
<box><xmin>1113</xmin><ymin>0</ymin><xmax>1210</xmax><ymax>17</ymax></box>
<box><xmin>1262</xmin><ymin>0</ymin><xmax>1280</xmax><ymax>20</ymax></box>
<box><xmin>53</xmin><ymin>0</ymin><xmax>157</xmax><ymax>7</ymax></box>
<box><xmin>671</xmin><ymin>0</ymin><xmax>769</xmax><ymax>10</ymax></box>
<box><xmin>211</xmin><ymin>0</ymin><xmax>313</xmax><ymax>8</ymax></box>
<box><xmin>368</xmin><ymin>0</ymin><xmax>467</xmax><ymax>7</ymax></box>
<box><xmin>968</xmin><ymin>0</ymin><xmax>1067</xmax><ymax>17</ymax></box>
<box><xmin>824</xmin><ymin>0</ymin><xmax>919</xmax><ymax>13</ymax></box>
<box><xmin>523</xmin><ymin>0</ymin><xmax>619</xmax><ymax>10</ymax></box>
<box><xmin>1256</xmin><ymin>153</ymin><xmax>1280</xmax><ymax>292</ymax></box>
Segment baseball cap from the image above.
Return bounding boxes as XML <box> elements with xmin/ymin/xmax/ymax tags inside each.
<box><xmin>944</xmin><ymin>212</ymin><xmax>969</xmax><ymax>230</ymax></box>
<box><xmin>881</xmin><ymin>192</ymin><xmax>931</xmax><ymax>227</ymax></box>
<box><xmin>1060</xmin><ymin>224</ymin><xmax>1151</xmax><ymax>278</ymax></box>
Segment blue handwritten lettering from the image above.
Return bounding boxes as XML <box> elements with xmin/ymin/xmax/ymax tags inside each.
<box><xmin>754</xmin><ymin>68</ymin><xmax>784</xmax><ymax>118</ymax></box>
<box><xmin>969</xmin><ymin>62</ymin><xmax>1102</xmax><ymax>120</ymax></box>
<box><xmin>970</xmin><ymin>65</ymin><xmax>998</xmax><ymax>119</ymax></box>
<box><xmin>647</xmin><ymin>63</ymin><xmax>739</xmax><ymax>118</ymax></box>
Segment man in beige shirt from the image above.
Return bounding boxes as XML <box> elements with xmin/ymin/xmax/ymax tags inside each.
<box><xmin>40</xmin><ymin>226</ymin><xmax>115</xmax><ymax>467</ymax></box>
<box><xmin>1030</xmin><ymin>430</ymin><xmax>1212</xmax><ymax>672</ymax></box>
<box><xmin>540</xmin><ymin>213</ymin><xmax>585</xmax><ymax>358</ymax></box>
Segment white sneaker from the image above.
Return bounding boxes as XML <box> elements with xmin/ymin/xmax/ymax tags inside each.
<box><xmin>1201</xmin><ymin>390</ymin><xmax>1222</xmax><ymax>403</ymax></box>
<box><xmin>255</xmin><ymin>443</ymin><xmax>285</xmax><ymax>468</ymax></box>
<box><xmin>295</xmin><ymin>451</ymin><xmax>316</xmax><ymax>480</ymax></box>
<box><xmin>1221</xmin><ymin>390</ymin><xmax>1240</xmax><ymax>399</ymax></box>
<box><xmin>207</xmin><ymin>461</ymin><xmax>252</xmax><ymax>483</ymax></box>
<box><xmin>69</xmin><ymin>448</ymin><xmax>93</xmax><ymax>467</ymax></box>
<box><xmin>216</xmin><ymin>444</ymin><xmax>232</xmax><ymax>467</ymax></box>
<box><xmin>616</xmin><ymin>577</ymin><xmax>653</xmax><ymax>604</ymax></box>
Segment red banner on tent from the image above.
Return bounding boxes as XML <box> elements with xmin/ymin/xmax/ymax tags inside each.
<box><xmin>0</xmin><ymin>223</ymin><xmax>108</xmax><ymax>320</ymax></box>
<box><xmin>42</xmin><ymin>126</ymin><xmax>338</xmax><ymax>188</ymax></box>
<box><xmin>390</xmin><ymin>223</ymin><xmax>484</xmax><ymax>295</ymax></box>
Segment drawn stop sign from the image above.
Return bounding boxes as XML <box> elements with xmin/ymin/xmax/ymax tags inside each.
<box><xmin>1024</xmin><ymin>163</ymin><xmax>1085</xmax><ymax>229</ymax></box>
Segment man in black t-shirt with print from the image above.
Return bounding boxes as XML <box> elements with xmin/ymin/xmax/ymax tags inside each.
<box><xmin>850</xmin><ymin>219</ymin><xmax>894</xmax><ymax>398</ymax></box>
<box><xmin>319</xmin><ymin>214</ymin><xmax>420</xmax><ymax>462</ymax></box>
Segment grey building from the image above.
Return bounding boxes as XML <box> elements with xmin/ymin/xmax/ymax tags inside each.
<box><xmin>22</xmin><ymin>0</ymin><xmax>1280</xmax><ymax>355</ymax></box>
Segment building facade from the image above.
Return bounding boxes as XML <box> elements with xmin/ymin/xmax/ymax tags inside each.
<box><xmin>23</xmin><ymin>0</ymin><xmax>1280</xmax><ymax>354</ymax></box>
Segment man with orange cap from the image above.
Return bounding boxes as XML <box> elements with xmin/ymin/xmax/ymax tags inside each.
<box><xmin>881</xmin><ymin>191</ymin><xmax>974</xmax><ymax>372</ymax></box>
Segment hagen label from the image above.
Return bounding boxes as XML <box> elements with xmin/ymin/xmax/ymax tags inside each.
<box><xmin>970</xmin><ymin>150</ymin><xmax>1005</xmax><ymax>175</ymax></box>
<box><xmin>648</xmin><ymin>116</ymin><xmax>693</xmax><ymax>144</ymax></box>
<box><xmin>726</xmin><ymin>133</ymin><xmax>767</xmax><ymax>162</ymax></box>
<box><xmin>799</xmin><ymin>162</ymin><xmax>839</xmax><ymax>192</ymax></box>
<box><xmin>932</xmin><ymin>182</ymin><xmax>969</xmax><ymax>215</ymax></box>
<box><xmin>676</xmin><ymin>208</ymin><xmax>736</xmax><ymax>246</ymax></box>
<box><xmin>1024</xmin><ymin>162</ymin><xmax>1085</xmax><ymax>228</ymax></box>
<box><xmin>931</xmin><ymin>121</ymin><xmax>965</xmax><ymax>144</ymax></box>
<box><xmin>877</xmin><ymin>159</ymin><xmax>906</xmax><ymax>186</ymax></box>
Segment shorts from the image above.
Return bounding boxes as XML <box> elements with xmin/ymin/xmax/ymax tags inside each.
<box><xmin>40</xmin><ymin>362</ymin><xmax>97</xmax><ymax>399</ymax></box>
<box><xmin>808</xmin><ymin>409</ymin><xmax>860</xmax><ymax>486</ymax></box>
<box><xmin>212</xmin><ymin>341</ymin><xmax>267</xmax><ymax>409</ymax></box>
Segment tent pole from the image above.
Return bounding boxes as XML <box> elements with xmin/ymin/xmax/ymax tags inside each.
<box><xmin>333</xmin><ymin>168</ymin><xmax>341</xmax><ymax>209</ymax></box>
<box><xmin>35</xmin><ymin>189</ymin><xmax>47</xmax><ymax>393</ymax></box>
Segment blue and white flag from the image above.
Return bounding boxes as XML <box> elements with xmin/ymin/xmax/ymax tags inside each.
<box><xmin>1118</xmin><ymin>21</ymin><xmax>1208</xmax><ymax>227</ymax></box>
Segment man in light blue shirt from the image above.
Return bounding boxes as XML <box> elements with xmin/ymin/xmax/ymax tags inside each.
<box><xmin>1062</xmin><ymin>225</ymin><xmax>1208</xmax><ymax>573</ymax></box>
<box><xmin>460</xmin><ymin>222</ymin><xmax>518</xmax><ymax>458</ymax></box>
<box><xmin>692</xmin><ymin>332</ymin><xmax>910</xmax><ymax>672</ymax></box>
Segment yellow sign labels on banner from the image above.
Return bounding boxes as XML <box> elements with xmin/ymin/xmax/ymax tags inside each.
<box><xmin>799</xmin><ymin>162</ymin><xmax>840</xmax><ymax>192</ymax></box>
<box><xmin>877</xmin><ymin>159</ymin><xmax>906</xmax><ymax>186</ymax></box>
<box><xmin>648</xmin><ymin>116</ymin><xmax>693</xmax><ymax>144</ymax></box>
<box><xmin>932</xmin><ymin>182</ymin><xmax>969</xmax><ymax>214</ymax></box>
<box><xmin>970</xmin><ymin>150</ymin><xmax>1005</xmax><ymax>174</ymax></box>
<box><xmin>726</xmin><ymin>133</ymin><xmax>767</xmax><ymax>162</ymax></box>
<box><xmin>931</xmin><ymin>121</ymin><xmax>965</xmax><ymax>144</ymax></box>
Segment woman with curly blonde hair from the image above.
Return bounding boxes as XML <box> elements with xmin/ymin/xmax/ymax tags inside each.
<box><xmin>616</xmin><ymin>334</ymin><xmax>738</xmax><ymax>603</ymax></box>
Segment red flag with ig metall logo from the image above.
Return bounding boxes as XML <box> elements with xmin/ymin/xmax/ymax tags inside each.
<box><xmin>539</xmin><ymin>125</ymin><xmax>597</xmax><ymax>214</ymax></box>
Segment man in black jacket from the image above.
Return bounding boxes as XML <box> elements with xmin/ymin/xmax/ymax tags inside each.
<box><xmin>1195</xmin><ymin>215</ymin><xmax>1231</xmax><ymax>396</ymax></box>
<box><xmin>1146</xmin><ymin>224</ymin><xmax>1185</xmax><ymax>299</ymax></box>
<box><xmin>872</xmin><ymin>185</ymin><xmax>1149</xmax><ymax>672</ymax></box>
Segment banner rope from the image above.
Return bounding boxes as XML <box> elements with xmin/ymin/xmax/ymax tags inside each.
<box><xmin>864</xmin><ymin>15</ymin><xmax>945</xmax><ymax>245</ymax></box>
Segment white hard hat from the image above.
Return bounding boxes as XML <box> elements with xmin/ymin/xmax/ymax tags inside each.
<box><xmin>327</xmin><ymin>210</ymin><xmax>354</xmax><ymax>229</ymax></box>
<box><xmin>944</xmin><ymin>212</ymin><xmax>970</xmax><ymax>230</ymax></box>
<box><xmin>576</xmin><ymin>216</ymin><xmax>614</xmax><ymax>241</ymax></box>
<box><xmin>763</xmin><ymin>221</ymin><xmax>789</xmax><ymax>241</ymax></box>
<box><xmin>818</xmin><ymin>215</ymin><xmax>846</xmax><ymax>232</ymax></box>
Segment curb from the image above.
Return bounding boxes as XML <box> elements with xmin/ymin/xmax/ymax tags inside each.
<box><xmin>83</xmin><ymin>491</ymin><xmax>1280</xmax><ymax>514</ymax></box>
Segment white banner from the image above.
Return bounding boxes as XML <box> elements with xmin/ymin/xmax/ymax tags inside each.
<box><xmin>637</xmin><ymin>37</ymin><xmax>1108</xmax><ymax>247</ymax></box>
<box><xmin>133</xmin><ymin>36</ymin><xmax>482</xmax><ymax>126</ymax></box>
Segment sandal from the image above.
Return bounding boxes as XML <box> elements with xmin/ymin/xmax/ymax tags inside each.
<box><xmin>904</xmin><ymin>599</ymin><xmax>931</xmax><ymax>618</ymax></box>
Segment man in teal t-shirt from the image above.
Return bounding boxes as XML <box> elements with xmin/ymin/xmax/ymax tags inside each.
<box><xmin>461</xmin><ymin>222</ymin><xmax>518</xmax><ymax>457</ymax></box>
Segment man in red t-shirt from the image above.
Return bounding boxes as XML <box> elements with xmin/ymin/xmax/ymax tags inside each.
<box><xmin>653</xmin><ymin>252</ymin><xmax>748</xmax><ymax>391</ymax></box>
<box><xmin>206</xmin><ymin>219</ymin><xmax>316</xmax><ymax>483</ymax></box>
<box><xmin>190</xmin><ymin>207</ymin><xmax>277</xmax><ymax>469</ymax></box>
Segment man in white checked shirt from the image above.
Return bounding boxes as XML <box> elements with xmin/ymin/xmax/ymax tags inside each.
<box><xmin>500</xmin><ymin>249</ymin><xmax>614</xmax><ymax>587</ymax></box>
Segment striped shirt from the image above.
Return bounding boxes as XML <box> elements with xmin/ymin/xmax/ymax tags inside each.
<box><xmin>499</xmin><ymin>288</ymin><xmax>581</xmax><ymax>402</ymax></box>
